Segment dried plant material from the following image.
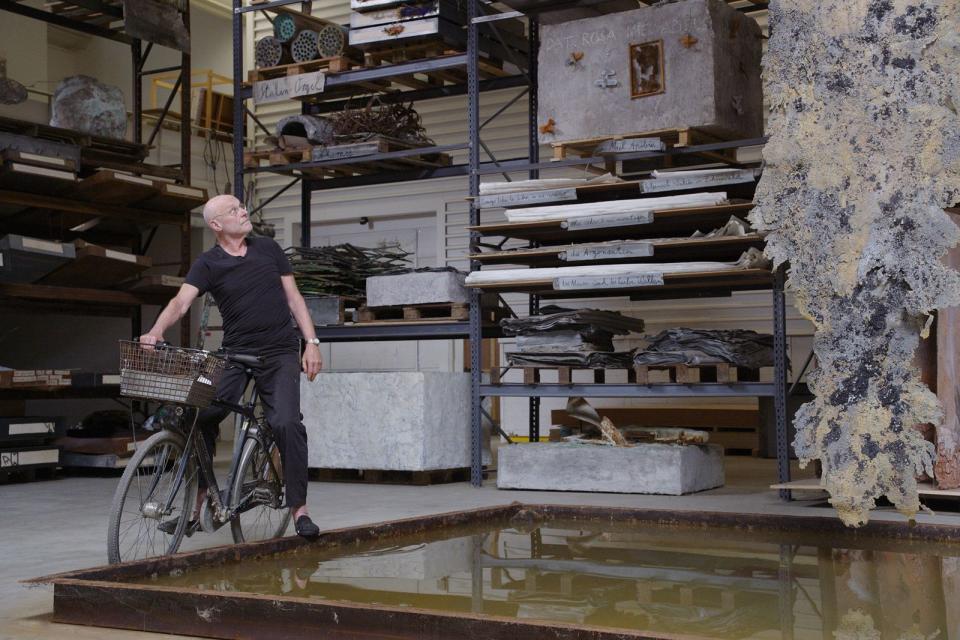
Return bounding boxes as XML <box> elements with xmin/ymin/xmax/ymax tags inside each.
<box><xmin>751</xmin><ymin>0</ymin><xmax>960</xmax><ymax>526</ymax></box>
<box><xmin>599</xmin><ymin>417</ymin><xmax>630</xmax><ymax>447</ymax></box>
<box><xmin>286</xmin><ymin>243</ymin><xmax>411</xmax><ymax>298</ymax></box>
<box><xmin>327</xmin><ymin>95</ymin><xmax>432</xmax><ymax>145</ymax></box>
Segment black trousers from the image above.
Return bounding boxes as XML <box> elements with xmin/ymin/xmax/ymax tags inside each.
<box><xmin>196</xmin><ymin>349</ymin><xmax>309</xmax><ymax>510</ymax></box>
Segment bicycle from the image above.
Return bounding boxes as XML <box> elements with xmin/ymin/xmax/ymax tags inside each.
<box><xmin>107</xmin><ymin>340</ymin><xmax>291</xmax><ymax>564</ymax></box>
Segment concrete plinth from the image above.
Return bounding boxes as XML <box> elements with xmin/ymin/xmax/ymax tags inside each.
<box><xmin>497</xmin><ymin>442</ymin><xmax>724</xmax><ymax>495</ymax></box>
<box><xmin>365</xmin><ymin>271</ymin><xmax>467</xmax><ymax>307</ymax></box>
<box><xmin>301</xmin><ymin>372</ymin><xmax>469</xmax><ymax>471</ymax></box>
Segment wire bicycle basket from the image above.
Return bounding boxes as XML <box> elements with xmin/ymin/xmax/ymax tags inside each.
<box><xmin>119</xmin><ymin>341</ymin><xmax>226</xmax><ymax>408</ymax></box>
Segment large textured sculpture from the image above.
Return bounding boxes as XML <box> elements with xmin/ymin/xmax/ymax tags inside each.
<box><xmin>751</xmin><ymin>0</ymin><xmax>960</xmax><ymax>525</ymax></box>
<box><xmin>50</xmin><ymin>76</ymin><xmax>126</xmax><ymax>140</ymax></box>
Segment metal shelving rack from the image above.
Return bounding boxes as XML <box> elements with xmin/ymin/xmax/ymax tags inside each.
<box><xmin>0</xmin><ymin>0</ymin><xmax>195</xmax><ymax>370</ymax></box>
<box><xmin>231</xmin><ymin>0</ymin><xmax>532</xmax><ymax>345</ymax></box>
<box><xmin>231</xmin><ymin>0</ymin><xmax>790</xmax><ymax>495</ymax></box>
<box><xmin>462</xmin><ymin>1</ymin><xmax>790</xmax><ymax>496</ymax></box>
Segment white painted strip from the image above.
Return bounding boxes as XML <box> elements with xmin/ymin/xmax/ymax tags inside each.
<box><xmin>117</xmin><ymin>173</ymin><xmax>155</xmax><ymax>186</ymax></box>
<box><xmin>19</xmin><ymin>152</ymin><xmax>66</xmax><ymax>166</ymax></box>
<box><xmin>8</xmin><ymin>422</ymin><xmax>54</xmax><ymax>435</ymax></box>
<box><xmin>0</xmin><ymin>448</ymin><xmax>59</xmax><ymax>467</ymax></box>
<box><xmin>103</xmin><ymin>249</ymin><xmax>140</xmax><ymax>263</ymax></box>
<box><xmin>554</xmin><ymin>273</ymin><xmax>664</xmax><ymax>290</ymax></box>
<box><xmin>102</xmin><ymin>374</ymin><xmax>122</xmax><ymax>385</ymax></box>
<box><xmin>349</xmin><ymin>17</ymin><xmax>440</xmax><ymax>45</ymax></box>
<box><xmin>562</xmin><ymin>241</ymin><xmax>654</xmax><ymax>261</ymax></box>
<box><xmin>478</xmin><ymin>187</ymin><xmax>577</xmax><ymax>209</ymax></box>
<box><xmin>165</xmin><ymin>184</ymin><xmax>205</xmax><ymax>197</ymax></box>
<box><xmin>11</xmin><ymin>163</ymin><xmax>74</xmax><ymax>180</ymax></box>
<box><xmin>640</xmin><ymin>169</ymin><xmax>759</xmax><ymax>194</ymax></box>
<box><xmin>596</xmin><ymin>138</ymin><xmax>666</xmax><ymax>154</ymax></box>
<box><xmin>564</xmin><ymin>211</ymin><xmax>653</xmax><ymax>230</ymax></box>
<box><xmin>20</xmin><ymin>237</ymin><xmax>65</xmax><ymax>254</ymax></box>
<box><xmin>254</xmin><ymin>71</ymin><xmax>327</xmax><ymax>105</ymax></box>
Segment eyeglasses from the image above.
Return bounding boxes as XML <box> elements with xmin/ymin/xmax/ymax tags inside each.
<box><xmin>213</xmin><ymin>205</ymin><xmax>247</xmax><ymax>220</ymax></box>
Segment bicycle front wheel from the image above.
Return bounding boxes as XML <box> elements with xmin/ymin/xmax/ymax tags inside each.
<box><xmin>107</xmin><ymin>429</ymin><xmax>198</xmax><ymax>564</ymax></box>
<box><xmin>230</xmin><ymin>437</ymin><xmax>290</xmax><ymax>543</ymax></box>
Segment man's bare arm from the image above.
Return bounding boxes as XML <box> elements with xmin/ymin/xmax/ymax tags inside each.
<box><xmin>139</xmin><ymin>284</ymin><xmax>201</xmax><ymax>344</ymax></box>
<box><xmin>281</xmin><ymin>274</ymin><xmax>322</xmax><ymax>379</ymax></box>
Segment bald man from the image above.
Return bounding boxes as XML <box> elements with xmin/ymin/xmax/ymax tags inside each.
<box><xmin>140</xmin><ymin>194</ymin><xmax>321</xmax><ymax>538</ymax></box>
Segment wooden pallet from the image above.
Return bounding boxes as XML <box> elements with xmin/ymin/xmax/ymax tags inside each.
<box><xmin>247</xmin><ymin>54</ymin><xmax>360</xmax><ymax>83</ymax></box>
<box><xmin>551</xmin><ymin>127</ymin><xmax>739</xmax><ymax>164</ymax></box>
<box><xmin>357</xmin><ymin>301</ymin><xmax>469</xmax><ymax>323</ymax></box>
<box><xmin>493</xmin><ymin>363</ymin><xmax>764</xmax><ymax>385</ymax></box>
<box><xmin>244</xmin><ymin>136</ymin><xmax>453</xmax><ymax>178</ymax></box>
<box><xmin>309</xmin><ymin>466</ymin><xmax>470</xmax><ymax>485</ymax></box>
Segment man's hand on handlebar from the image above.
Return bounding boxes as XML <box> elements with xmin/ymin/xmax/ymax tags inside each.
<box><xmin>138</xmin><ymin>333</ymin><xmax>165</xmax><ymax>349</ymax></box>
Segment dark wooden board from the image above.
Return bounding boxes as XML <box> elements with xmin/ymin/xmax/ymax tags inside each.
<box><xmin>38</xmin><ymin>240</ymin><xmax>151</xmax><ymax>288</ymax></box>
<box><xmin>71</xmin><ymin>170</ymin><xmax>160</xmax><ymax>206</ymax></box>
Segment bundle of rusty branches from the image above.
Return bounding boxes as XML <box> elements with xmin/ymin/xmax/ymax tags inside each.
<box><xmin>286</xmin><ymin>243</ymin><xmax>411</xmax><ymax>297</ymax></box>
<box><xmin>328</xmin><ymin>95</ymin><xmax>433</xmax><ymax>145</ymax></box>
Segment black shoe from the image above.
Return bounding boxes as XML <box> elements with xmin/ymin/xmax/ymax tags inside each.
<box><xmin>295</xmin><ymin>515</ymin><xmax>319</xmax><ymax>538</ymax></box>
<box><xmin>158</xmin><ymin>517</ymin><xmax>199</xmax><ymax>537</ymax></box>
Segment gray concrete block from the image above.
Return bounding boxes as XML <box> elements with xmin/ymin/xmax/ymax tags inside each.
<box><xmin>497</xmin><ymin>442</ymin><xmax>724</xmax><ymax>495</ymax></box>
<box><xmin>365</xmin><ymin>271</ymin><xmax>468</xmax><ymax>307</ymax></box>
<box><xmin>301</xmin><ymin>372</ymin><xmax>470</xmax><ymax>471</ymax></box>
<box><xmin>304</xmin><ymin>296</ymin><xmax>346</xmax><ymax>326</ymax></box>
<box><xmin>537</xmin><ymin>0</ymin><xmax>763</xmax><ymax>143</ymax></box>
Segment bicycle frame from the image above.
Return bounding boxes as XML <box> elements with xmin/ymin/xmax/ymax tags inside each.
<box><xmin>156</xmin><ymin>372</ymin><xmax>283</xmax><ymax>528</ymax></box>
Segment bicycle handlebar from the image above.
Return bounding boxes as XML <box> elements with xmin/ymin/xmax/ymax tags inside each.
<box><xmin>135</xmin><ymin>340</ymin><xmax>263</xmax><ymax>368</ymax></box>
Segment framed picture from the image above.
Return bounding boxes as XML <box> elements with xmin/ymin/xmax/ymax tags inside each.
<box><xmin>629</xmin><ymin>40</ymin><xmax>665</xmax><ymax>99</ymax></box>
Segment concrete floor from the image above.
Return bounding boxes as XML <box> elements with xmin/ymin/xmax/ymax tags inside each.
<box><xmin>3</xmin><ymin>457</ymin><xmax>959</xmax><ymax>639</ymax></box>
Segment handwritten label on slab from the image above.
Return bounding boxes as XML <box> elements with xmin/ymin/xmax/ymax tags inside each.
<box><xmin>641</xmin><ymin>169</ymin><xmax>759</xmax><ymax>193</ymax></box>
<box><xmin>254</xmin><ymin>71</ymin><xmax>326</xmax><ymax>105</ymax></box>
<box><xmin>564</xmin><ymin>211</ymin><xmax>653</xmax><ymax>230</ymax></box>
<box><xmin>478</xmin><ymin>187</ymin><xmax>577</xmax><ymax>209</ymax></box>
<box><xmin>554</xmin><ymin>273</ymin><xmax>665</xmax><ymax>290</ymax></box>
<box><xmin>311</xmin><ymin>143</ymin><xmax>380</xmax><ymax>162</ymax></box>
<box><xmin>561</xmin><ymin>241</ymin><xmax>654</xmax><ymax>262</ymax></box>
<box><xmin>596</xmin><ymin>138</ymin><xmax>665</xmax><ymax>154</ymax></box>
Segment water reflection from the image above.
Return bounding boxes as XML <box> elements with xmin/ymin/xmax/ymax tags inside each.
<box><xmin>137</xmin><ymin>522</ymin><xmax>960</xmax><ymax>639</ymax></box>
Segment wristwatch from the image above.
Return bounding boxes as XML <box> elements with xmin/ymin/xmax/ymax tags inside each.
<box><xmin>306</xmin><ymin>338</ymin><xmax>320</xmax><ymax>346</ymax></box>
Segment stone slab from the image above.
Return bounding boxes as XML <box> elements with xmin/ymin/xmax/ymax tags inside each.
<box><xmin>304</xmin><ymin>295</ymin><xmax>347</xmax><ymax>326</ymax></box>
<box><xmin>301</xmin><ymin>372</ymin><xmax>469</xmax><ymax>471</ymax></box>
<box><xmin>497</xmin><ymin>442</ymin><xmax>724</xmax><ymax>495</ymax></box>
<box><xmin>365</xmin><ymin>271</ymin><xmax>468</xmax><ymax>307</ymax></box>
<box><xmin>537</xmin><ymin>0</ymin><xmax>763</xmax><ymax>143</ymax></box>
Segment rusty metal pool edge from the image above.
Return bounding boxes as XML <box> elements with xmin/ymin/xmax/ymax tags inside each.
<box><xmin>30</xmin><ymin>503</ymin><xmax>960</xmax><ymax>640</ymax></box>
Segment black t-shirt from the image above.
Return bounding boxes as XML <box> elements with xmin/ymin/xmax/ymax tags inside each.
<box><xmin>185</xmin><ymin>237</ymin><xmax>299</xmax><ymax>354</ymax></box>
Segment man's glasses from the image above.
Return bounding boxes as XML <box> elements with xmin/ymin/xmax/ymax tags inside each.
<box><xmin>214</xmin><ymin>205</ymin><xmax>247</xmax><ymax>220</ymax></box>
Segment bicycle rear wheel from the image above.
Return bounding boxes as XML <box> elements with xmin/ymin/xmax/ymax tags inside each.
<box><xmin>107</xmin><ymin>429</ymin><xmax>198</xmax><ymax>564</ymax></box>
<box><xmin>230</xmin><ymin>437</ymin><xmax>290</xmax><ymax>543</ymax></box>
